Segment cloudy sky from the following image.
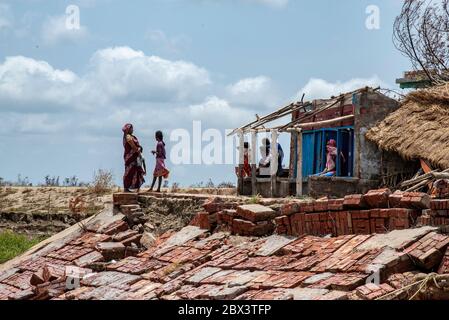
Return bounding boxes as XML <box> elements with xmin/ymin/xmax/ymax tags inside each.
<box><xmin>0</xmin><ymin>0</ymin><xmax>410</xmax><ymax>187</ymax></box>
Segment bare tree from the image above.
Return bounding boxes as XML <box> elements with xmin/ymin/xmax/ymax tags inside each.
<box><xmin>394</xmin><ymin>0</ymin><xmax>449</xmax><ymax>84</ymax></box>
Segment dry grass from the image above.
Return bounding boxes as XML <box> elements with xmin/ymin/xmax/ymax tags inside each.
<box><xmin>367</xmin><ymin>82</ymin><xmax>449</xmax><ymax>169</ymax></box>
<box><xmin>89</xmin><ymin>169</ymin><xmax>115</xmax><ymax>195</ymax></box>
<box><xmin>0</xmin><ymin>187</ymin><xmax>109</xmax><ymax>216</ymax></box>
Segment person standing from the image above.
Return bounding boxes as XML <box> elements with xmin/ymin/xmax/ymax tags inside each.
<box><xmin>122</xmin><ymin>124</ymin><xmax>145</xmax><ymax>193</ymax></box>
<box><xmin>149</xmin><ymin>131</ymin><xmax>170</xmax><ymax>193</ymax></box>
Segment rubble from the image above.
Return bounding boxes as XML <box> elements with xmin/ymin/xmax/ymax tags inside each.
<box><xmin>2</xmin><ymin>190</ymin><xmax>449</xmax><ymax>301</ymax></box>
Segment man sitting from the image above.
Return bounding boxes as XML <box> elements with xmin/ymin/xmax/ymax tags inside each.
<box><xmin>262</xmin><ymin>138</ymin><xmax>284</xmax><ymax>177</ymax></box>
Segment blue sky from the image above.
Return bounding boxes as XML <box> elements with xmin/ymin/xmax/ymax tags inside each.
<box><xmin>0</xmin><ymin>0</ymin><xmax>410</xmax><ymax>187</ymax></box>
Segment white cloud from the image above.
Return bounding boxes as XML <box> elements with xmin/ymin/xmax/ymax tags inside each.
<box><xmin>228</xmin><ymin>76</ymin><xmax>271</xmax><ymax>96</ymax></box>
<box><xmin>227</xmin><ymin>76</ymin><xmax>278</xmax><ymax>108</ymax></box>
<box><xmin>41</xmin><ymin>14</ymin><xmax>88</xmax><ymax>44</ymax></box>
<box><xmin>0</xmin><ymin>56</ymin><xmax>78</xmax><ymax>111</ymax></box>
<box><xmin>0</xmin><ymin>4</ymin><xmax>13</xmax><ymax>30</ymax></box>
<box><xmin>0</xmin><ymin>46</ymin><xmax>211</xmax><ymax>113</ymax></box>
<box><xmin>184</xmin><ymin>96</ymin><xmax>253</xmax><ymax>128</ymax></box>
<box><xmin>245</xmin><ymin>0</ymin><xmax>289</xmax><ymax>8</ymax></box>
<box><xmin>296</xmin><ymin>76</ymin><xmax>387</xmax><ymax>101</ymax></box>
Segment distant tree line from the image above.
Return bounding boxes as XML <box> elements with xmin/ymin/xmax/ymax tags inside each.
<box><xmin>0</xmin><ymin>174</ymin><xmax>89</xmax><ymax>187</ymax></box>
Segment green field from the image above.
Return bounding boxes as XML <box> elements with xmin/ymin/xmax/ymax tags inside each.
<box><xmin>0</xmin><ymin>231</ymin><xmax>45</xmax><ymax>264</ymax></box>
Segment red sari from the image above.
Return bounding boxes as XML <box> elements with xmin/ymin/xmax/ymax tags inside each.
<box><xmin>123</xmin><ymin>134</ymin><xmax>145</xmax><ymax>190</ymax></box>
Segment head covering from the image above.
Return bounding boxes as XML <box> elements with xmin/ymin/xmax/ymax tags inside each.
<box><xmin>327</xmin><ymin>139</ymin><xmax>337</xmax><ymax>148</ymax></box>
<box><xmin>122</xmin><ymin>123</ymin><xmax>133</xmax><ymax>134</ymax></box>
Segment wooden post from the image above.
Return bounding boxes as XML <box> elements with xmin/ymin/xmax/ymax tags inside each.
<box><xmin>270</xmin><ymin>129</ymin><xmax>278</xmax><ymax>198</ymax></box>
<box><xmin>296</xmin><ymin>129</ymin><xmax>303</xmax><ymax>197</ymax></box>
<box><xmin>238</xmin><ymin>130</ymin><xmax>245</xmax><ymax>195</ymax></box>
<box><xmin>250</xmin><ymin>130</ymin><xmax>257</xmax><ymax>196</ymax></box>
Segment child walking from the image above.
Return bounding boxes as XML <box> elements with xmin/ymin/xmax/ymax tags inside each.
<box><xmin>149</xmin><ymin>131</ymin><xmax>170</xmax><ymax>192</ymax></box>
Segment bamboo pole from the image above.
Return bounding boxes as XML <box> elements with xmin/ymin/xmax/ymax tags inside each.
<box><xmin>250</xmin><ymin>130</ymin><xmax>257</xmax><ymax>196</ymax></box>
<box><xmin>296</xmin><ymin>129</ymin><xmax>303</xmax><ymax>197</ymax></box>
<box><xmin>270</xmin><ymin>129</ymin><xmax>278</xmax><ymax>198</ymax></box>
<box><xmin>238</xmin><ymin>130</ymin><xmax>245</xmax><ymax>195</ymax></box>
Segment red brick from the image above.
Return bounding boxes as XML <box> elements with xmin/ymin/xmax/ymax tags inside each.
<box><xmin>113</xmin><ymin>193</ymin><xmax>138</xmax><ymax>206</ymax></box>
<box><xmin>313</xmin><ymin>200</ymin><xmax>329</xmax><ymax>212</ymax></box>
<box><xmin>47</xmin><ymin>245</ymin><xmax>94</xmax><ymax>262</ymax></box>
<box><xmin>388</xmin><ymin>191</ymin><xmax>404</xmax><ymax>208</ymax></box>
<box><xmin>95</xmin><ymin>242</ymin><xmax>126</xmax><ymax>261</ymax></box>
<box><xmin>290</xmin><ymin>213</ymin><xmax>306</xmax><ymax>236</ymax></box>
<box><xmin>400</xmin><ymin>192</ymin><xmax>430</xmax><ymax>209</ymax></box>
<box><xmin>202</xmin><ymin>198</ymin><xmax>237</xmax><ymax>213</ymax></box>
<box><xmin>431</xmin><ymin>200</ymin><xmax>449</xmax><ymax>210</ymax></box>
<box><xmin>343</xmin><ymin>195</ymin><xmax>367</xmax><ymax>209</ymax></box>
<box><xmin>364</xmin><ymin>189</ymin><xmax>391</xmax><ymax>208</ymax></box>
<box><xmin>236</xmin><ymin>204</ymin><xmax>276</xmax><ymax>222</ymax></box>
<box><xmin>355</xmin><ymin>283</ymin><xmax>395</xmax><ymax>300</ymax></box>
<box><xmin>335</xmin><ymin>211</ymin><xmax>353</xmax><ymax>236</ymax></box>
<box><xmin>70</xmin><ymin>233</ymin><xmax>112</xmax><ymax>248</ymax></box>
<box><xmin>299</xmin><ymin>201</ymin><xmax>316</xmax><ymax>213</ymax></box>
<box><xmin>101</xmin><ymin>220</ymin><xmax>129</xmax><ymax>235</ymax></box>
<box><xmin>438</xmin><ymin>247</ymin><xmax>449</xmax><ymax>274</ymax></box>
<box><xmin>2</xmin><ymin>271</ymin><xmax>34</xmax><ymax>291</ymax></box>
<box><xmin>280</xmin><ymin>202</ymin><xmax>300</xmax><ymax>216</ymax></box>
<box><xmin>328</xmin><ymin>199</ymin><xmax>344</xmax><ymax>211</ymax></box>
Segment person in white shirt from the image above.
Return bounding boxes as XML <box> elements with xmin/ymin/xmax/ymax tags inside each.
<box><xmin>258</xmin><ymin>145</ymin><xmax>272</xmax><ymax>177</ymax></box>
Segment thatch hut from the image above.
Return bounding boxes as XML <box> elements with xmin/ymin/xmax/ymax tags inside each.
<box><xmin>366</xmin><ymin>83</ymin><xmax>449</xmax><ymax>171</ymax></box>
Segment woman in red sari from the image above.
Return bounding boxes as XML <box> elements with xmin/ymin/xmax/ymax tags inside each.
<box><xmin>122</xmin><ymin>124</ymin><xmax>145</xmax><ymax>193</ymax></box>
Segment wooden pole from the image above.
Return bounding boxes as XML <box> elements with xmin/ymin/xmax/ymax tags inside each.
<box><xmin>238</xmin><ymin>130</ymin><xmax>245</xmax><ymax>195</ymax></box>
<box><xmin>270</xmin><ymin>129</ymin><xmax>278</xmax><ymax>198</ymax></box>
<box><xmin>296</xmin><ymin>129</ymin><xmax>303</xmax><ymax>197</ymax></box>
<box><xmin>250</xmin><ymin>130</ymin><xmax>257</xmax><ymax>196</ymax></box>
<box><xmin>293</xmin><ymin>114</ymin><xmax>354</xmax><ymax>129</ymax></box>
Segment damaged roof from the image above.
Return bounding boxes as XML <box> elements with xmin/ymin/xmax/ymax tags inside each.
<box><xmin>366</xmin><ymin>82</ymin><xmax>449</xmax><ymax>169</ymax></box>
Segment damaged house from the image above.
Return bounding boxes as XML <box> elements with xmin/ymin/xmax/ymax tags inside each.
<box><xmin>232</xmin><ymin>87</ymin><xmax>414</xmax><ymax>198</ymax></box>
<box><xmin>366</xmin><ymin>83</ymin><xmax>449</xmax><ymax>190</ymax></box>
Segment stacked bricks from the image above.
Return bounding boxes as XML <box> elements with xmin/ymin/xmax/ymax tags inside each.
<box><xmin>190</xmin><ymin>198</ymin><xmax>240</xmax><ymax>231</ymax></box>
<box><xmin>438</xmin><ymin>247</ymin><xmax>449</xmax><ymax>274</ymax></box>
<box><xmin>354</xmin><ymin>283</ymin><xmax>395</xmax><ymax>300</ymax></box>
<box><xmin>404</xmin><ymin>232</ymin><xmax>449</xmax><ymax>270</ymax></box>
<box><xmin>231</xmin><ymin>205</ymin><xmax>276</xmax><ymax>237</ymax></box>
<box><xmin>274</xmin><ymin>189</ymin><xmax>428</xmax><ymax>238</ymax></box>
<box><xmin>418</xmin><ymin>199</ymin><xmax>449</xmax><ymax>228</ymax></box>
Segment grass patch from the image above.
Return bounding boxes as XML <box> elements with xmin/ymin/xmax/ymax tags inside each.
<box><xmin>0</xmin><ymin>231</ymin><xmax>45</xmax><ymax>264</ymax></box>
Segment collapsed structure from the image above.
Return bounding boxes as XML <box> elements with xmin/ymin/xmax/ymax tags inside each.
<box><xmin>1</xmin><ymin>190</ymin><xmax>449</xmax><ymax>301</ymax></box>
<box><xmin>231</xmin><ymin>87</ymin><xmax>413</xmax><ymax>198</ymax></box>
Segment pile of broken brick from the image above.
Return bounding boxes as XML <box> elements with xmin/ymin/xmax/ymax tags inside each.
<box><xmin>192</xmin><ymin>189</ymin><xmax>449</xmax><ymax>238</ymax></box>
<box><xmin>1</xmin><ymin>190</ymin><xmax>449</xmax><ymax>300</ymax></box>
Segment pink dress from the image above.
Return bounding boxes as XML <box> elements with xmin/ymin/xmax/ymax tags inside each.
<box><xmin>153</xmin><ymin>141</ymin><xmax>170</xmax><ymax>178</ymax></box>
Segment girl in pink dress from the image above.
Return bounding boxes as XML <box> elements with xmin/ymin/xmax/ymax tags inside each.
<box><xmin>149</xmin><ymin>131</ymin><xmax>170</xmax><ymax>192</ymax></box>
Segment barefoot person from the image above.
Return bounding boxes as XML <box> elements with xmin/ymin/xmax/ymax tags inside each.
<box><xmin>149</xmin><ymin>131</ymin><xmax>170</xmax><ymax>192</ymax></box>
<box><xmin>122</xmin><ymin>124</ymin><xmax>145</xmax><ymax>193</ymax></box>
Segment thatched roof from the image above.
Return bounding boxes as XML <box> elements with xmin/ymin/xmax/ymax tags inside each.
<box><xmin>366</xmin><ymin>83</ymin><xmax>449</xmax><ymax>169</ymax></box>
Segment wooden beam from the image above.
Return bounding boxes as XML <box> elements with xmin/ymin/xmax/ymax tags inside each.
<box><xmin>270</xmin><ymin>129</ymin><xmax>278</xmax><ymax>198</ymax></box>
<box><xmin>250</xmin><ymin>130</ymin><xmax>257</xmax><ymax>196</ymax></box>
<box><xmin>296</xmin><ymin>130</ymin><xmax>303</xmax><ymax>197</ymax></box>
<box><xmin>238</xmin><ymin>130</ymin><xmax>245</xmax><ymax>196</ymax></box>
<box><xmin>293</xmin><ymin>114</ymin><xmax>354</xmax><ymax>129</ymax></box>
